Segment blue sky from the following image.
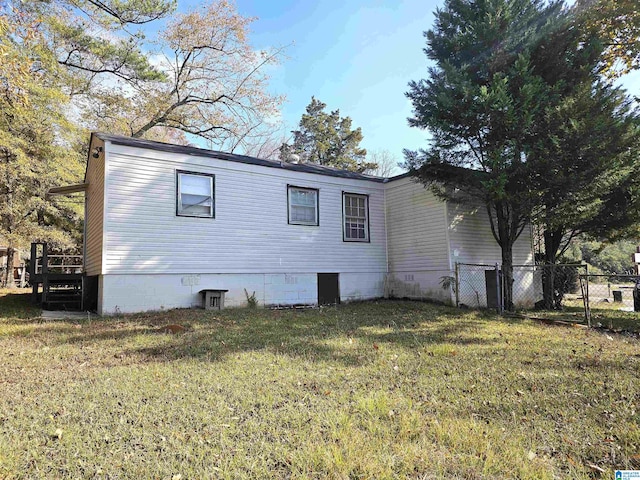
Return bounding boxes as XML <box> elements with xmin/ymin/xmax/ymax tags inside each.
<box><xmin>225</xmin><ymin>0</ymin><xmax>439</xmax><ymax>168</ymax></box>
<box><xmin>178</xmin><ymin>0</ymin><xmax>640</xmax><ymax>169</ymax></box>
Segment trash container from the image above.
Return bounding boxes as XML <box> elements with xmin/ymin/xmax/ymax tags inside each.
<box><xmin>633</xmin><ymin>281</ymin><xmax>640</xmax><ymax>312</ymax></box>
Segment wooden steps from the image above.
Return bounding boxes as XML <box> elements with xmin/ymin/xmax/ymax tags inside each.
<box><xmin>42</xmin><ymin>276</ymin><xmax>83</xmax><ymax>311</ymax></box>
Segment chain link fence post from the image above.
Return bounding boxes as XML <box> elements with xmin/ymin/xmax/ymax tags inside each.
<box><xmin>454</xmin><ymin>262</ymin><xmax>460</xmax><ymax>307</ymax></box>
<box><xmin>585</xmin><ymin>263</ymin><xmax>590</xmax><ymax>327</ymax></box>
<box><xmin>495</xmin><ymin>263</ymin><xmax>502</xmax><ymax>314</ymax></box>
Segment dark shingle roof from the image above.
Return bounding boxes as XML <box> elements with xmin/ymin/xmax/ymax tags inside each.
<box><xmin>95</xmin><ymin>132</ymin><xmax>390</xmax><ymax>183</ymax></box>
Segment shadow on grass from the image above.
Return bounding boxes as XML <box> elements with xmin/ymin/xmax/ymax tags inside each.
<box><xmin>0</xmin><ymin>290</ymin><xmax>41</xmax><ymax>320</ymax></box>
<box><xmin>115</xmin><ymin>301</ymin><xmax>507</xmax><ymax>365</ymax></box>
<box><xmin>1</xmin><ymin>290</ymin><xmax>531</xmax><ymax>366</ymax></box>
<box><xmin>519</xmin><ymin>303</ymin><xmax>640</xmax><ymax>333</ymax></box>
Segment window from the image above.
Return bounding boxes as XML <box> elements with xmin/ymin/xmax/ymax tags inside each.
<box><xmin>177</xmin><ymin>171</ymin><xmax>214</xmax><ymax>218</ymax></box>
<box><xmin>288</xmin><ymin>186</ymin><xmax>319</xmax><ymax>225</ymax></box>
<box><xmin>343</xmin><ymin>193</ymin><xmax>369</xmax><ymax>242</ymax></box>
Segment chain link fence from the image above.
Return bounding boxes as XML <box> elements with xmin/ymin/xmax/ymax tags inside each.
<box><xmin>455</xmin><ymin>262</ymin><xmax>587</xmax><ymax>315</ymax></box>
<box><xmin>456</xmin><ymin>263</ymin><xmax>501</xmax><ymax>309</ymax></box>
<box><xmin>583</xmin><ymin>274</ymin><xmax>639</xmax><ymax>311</ymax></box>
<box><xmin>511</xmin><ymin>263</ymin><xmax>587</xmax><ymax>311</ymax></box>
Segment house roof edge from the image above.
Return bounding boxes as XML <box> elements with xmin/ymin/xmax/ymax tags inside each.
<box><xmin>94</xmin><ymin>132</ymin><xmax>387</xmax><ymax>183</ymax></box>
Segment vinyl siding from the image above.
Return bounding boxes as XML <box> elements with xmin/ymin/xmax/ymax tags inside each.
<box><xmin>447</xmin><ymin>202</ymin><xmax>535</xmax><ymax>308</ymax></box>
<box><xmin>384</xmin><ymin>177</ymin><xmax>453</xmax><ymax>302</ymax></box>
<box><xmin>102</xmin><ymin>142</ymin><xmax>387</xmax><ymax>276</ymax></box>
<box><xmin>84</xmin><ymin>137</ymin><xmax>105</xmax><ymax>276</ymax></box>
<box><xmin>447</xmin><ymin>202</ymin><xmax>533</xmax><ymax>266</ymax></box>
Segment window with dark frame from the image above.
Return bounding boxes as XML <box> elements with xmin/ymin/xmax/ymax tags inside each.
<box><xmin>288</xmin><ymin>186</ymin><xmax>319</xmax><ymax>226</ymax></box>
<box><xmin>177</xmin><ymin>171</ymin><xmax>214</xmax><ymax>218</ymax></box>
<box><xmin>343</xmin><ymin>193</ymin><xmax>369</xmax><ymax>242</ymax></box>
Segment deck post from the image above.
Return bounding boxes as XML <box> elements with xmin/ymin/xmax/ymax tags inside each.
<box><xmin>30</xmin><ymin>243</ymin><xmax>38</xmax><ymax>302</ymax></box>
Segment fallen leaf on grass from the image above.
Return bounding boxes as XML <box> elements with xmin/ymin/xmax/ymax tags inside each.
<box><xmin>52</xmin><ymin>428</ymin><xmax>63</xmax><ymax>440</ymax></box>
<box><xmin>373</xmin><ymin>343</ymin><xmax>379</xmax><ymax>350</ymax></box>
<box><xmin>157</xmin><ymin>324</ymin><xmax>187</xmax><ymax>334</ymax></box>
<box><xmin>586</xmin><ymin>463</ymin><xmax>605</xmax><ymax>473</ymax></box>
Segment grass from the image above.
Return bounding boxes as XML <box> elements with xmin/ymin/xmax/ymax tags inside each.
<box><xmin>0</xmin><ymin>289</ymin><xmax>639</xmax><ymax>479</ymax></box>
<box><xmin>522</xmin><ymin>298</ymin><xmax>640</xmax><ymax>333</ymax></box>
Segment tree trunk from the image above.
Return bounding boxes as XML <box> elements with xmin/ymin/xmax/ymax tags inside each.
<box><xmin>542</xmin><ymin>227</ymin><xmax>563</xmax><ymax>309</ymax></box>
<box><xmin>501</xmin><ymin>241</ymin><xmax>514</xmax><ymax>311</ymax></box>
<box><xmin>4</xmin><ymin>247</ymin><xmax>16</xmax><ymax>288</ymax></box>
<box><xmin>489</xmin><ymin>200</ymin><xmax>522</xmax><ymax>312</ymax></box>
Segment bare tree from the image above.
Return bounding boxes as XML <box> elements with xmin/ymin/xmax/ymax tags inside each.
<box><xmin>366</xmin><ymin>150</ymin><xmax>403</xmax><ymax>177</ymax></box>
<box><xmin>90</xmin><ymin>1</ymin><xmax>286</xmax><ymax>152</ymax></box>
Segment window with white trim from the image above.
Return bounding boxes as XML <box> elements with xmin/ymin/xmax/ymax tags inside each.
<box><xmin>177</xmin><ymin>171</ymin><xmax>214</xmax><ymax>218</ymax></box>
<box><xmin>288</xmin><ymin>186</ymin><xmax>319</xmax><ymax>225</ymax></box>
<box><xmin>343</xmin><ymin>193</ymin><xmax>369</xmax><ymax>241</ymax></box>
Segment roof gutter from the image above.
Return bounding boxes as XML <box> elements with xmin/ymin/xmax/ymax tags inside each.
<box><xmin>47</xmin><ymin>183</ymin><xmax>89</xmax><ymax>197</ymax></box>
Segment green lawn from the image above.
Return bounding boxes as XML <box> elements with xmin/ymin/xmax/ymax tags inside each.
<box><xmin>527</xmin><ymin>298</ymin><xmax>640</xmax><ymax>333</ymax></box>
<box><xmin>1</xmin><ymin>289</ymin><xmax>639</xmax><ymax>479</ymax></box>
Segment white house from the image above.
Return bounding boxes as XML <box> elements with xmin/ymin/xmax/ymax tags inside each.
<box><xmin>52</xmin><ymin>133</ymin><xmax>534</xmax><ymax>315</ymax></box>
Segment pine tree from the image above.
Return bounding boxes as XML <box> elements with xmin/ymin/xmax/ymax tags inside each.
<box><xmin>280</xmin><ymin>97</ymin><xmax>376</xmax><ymax>173</ymax></box>
<box><xmin>404</xmin><ymin>0</ymin><xmax>640</xmax><ymax>310</ymax></box>
<box><xmin>0</xmin><ymin>14</ymin><xmax>84</xmax><ymax>287</ymax></box>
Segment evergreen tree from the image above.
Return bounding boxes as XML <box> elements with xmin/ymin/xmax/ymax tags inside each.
<box><xmin>405</xmin><ymin>0</ymin><xmax>640</xmax><ymax>310</ymax></box>
<box><xmin>405</xmin><ymin>0</ymin><xmax>563</xmax><ymax>309</ymax></box>
<box><xmin>280</xmin><ymin>97</ymin><xmax>376</xmax><ymax>173</ymax></box>
<box><xmin>0</xmin><ymin>14</ymin><xmax>84</xmax><ymax>287</ymax></box>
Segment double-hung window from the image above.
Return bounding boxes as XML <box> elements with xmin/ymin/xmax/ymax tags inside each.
<box><xmin>177</xmin><ymin>170</ymin><xmax>214</xmax><ymax>218</ymax></box>
<box><xmin>288</xmin><ymin>186</ymin><xmax>319</xmax><ymax>225</ymax></box>
<box><xmin>343</xmin><ymin>193</ymin><xmax>369</xmax><ymax>242</ymax></box>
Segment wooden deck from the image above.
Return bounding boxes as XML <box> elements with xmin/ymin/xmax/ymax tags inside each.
<box><xmin>30</xmin><ymin>243</ymin><xmax>84</xmax><ymax>311</ymax></box>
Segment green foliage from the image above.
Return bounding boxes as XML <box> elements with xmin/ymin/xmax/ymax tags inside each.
<box><xmin>50</xmin><ymin>18</ymin><xmax>167</xmax><ymax>88</ymax></box>
<box><xmin>83</xmin><ymin>1</ymin><xmax>285</xmax><ymax>152</ymax></box>
<box><xmin>0</xmin><ymin>12</ymin><xmax>84</xmax><ymax>254</ymax></box>
<box><xmin>575</xmin><ymin>0</ymin><xmax>640</xmax><ymax>77</ymax></box>
<box><xmin>405</xmin><ymin>0</ymin><xmax>567</xmax><ymax>308</ymax></box>
<box><xmin>0</xmin><ymin>0</ymin><xmax>175</xmax><ymax>261</ymax></box>
<box><xmin>280</xmin><ymin>97</ymin><xmax>376</xmax><ymax>173</ymax></box>
<box><xmin>405</xmin><ymin>0</ymin><xmax>640</xmax><ymax>308</ymax></box>
<box><xmin>7</xmin><ymin>0</ymin><xmax>173</xmax><ymax>93</ymax></box>
<box><xmin>0</xmin><ymin>0</ymin><xmax>284</xmax><ymax>266</ymax></box>
<box><xmin>540</xmin><ymin>264</ymin><xmax>579</xmax><ymax>309</ymax></box>
<box><xmin>244</xmin><ymin>288</ymin><xmax>258</xmax><ymax>308</ymax></box>
<box><xmin>439</xmin><ymin>275</ymin><xmax>455</xmax><ymax>293</ymax></box>
<box><xmin>575</xmin><ymin>238</ymin><xmax>638</xmax><ymax>274</ymax></box>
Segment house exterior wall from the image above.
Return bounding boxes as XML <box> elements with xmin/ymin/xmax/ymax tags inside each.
<box><xmin>95</xmin><ymin>141</ymin><xmax>387</xmax><ymax>314</ymax></box>
<box><xmin>0</xmin><ymin>249</ymin><xmax>23</xmax><ymax>268</ymax></box>
<box><xmin>83</xmin><ymin>136</ymin><xmax>539</xmax><ymax>315</ymax></box>
<box><xmin>99</xmin><ymin>271</ymin><xmax>388</xmax><ymax>314</ymax></box>
<box><xmin>84</xmin><ymin>136</ymin><xmax>105</xmax><ymax>277</ymax></box>
<box><xmin>384</xmin><ymin>177</ymin><xmax>453</xmax><ymax>303</ymax></box>
<box><xmin>383</xmin><ymin>176</ymin><xmax>535</xmax><ymax>307</ymax></box>
<box><xmin>447</xmin><ymin>202</ymin><xmax>536</xmax><ymax>308</ymax></box>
